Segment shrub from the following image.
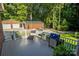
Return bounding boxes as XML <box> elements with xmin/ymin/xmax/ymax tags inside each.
<box><xmin>60</xmin><ymin>19</ymin><xmax>69</xmax><ymax>31</ymax></box>
<box><xmin>53</xmin><ymin>44</ymin><xmax>75</xmax><ymax>56</ymax></box>
<box><xmin>60</xmin><ymin>34</ymin><xmax>77</xmax><ymax>45</ymax></box>
<box><xmin>75</xmin><ymin>32</ymin><xmax>79</xmax><ymax>38</ymax></box>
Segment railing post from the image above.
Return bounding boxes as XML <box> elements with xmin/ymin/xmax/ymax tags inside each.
<box><xmin>0</xmin><ymin>3</ymin><xmax>4</xmax><ymax>55</ymax></box>
<box><xmin>77</xmin><ymin>39</ymin><xmax>79</xmax><ymax>56</ymax></box>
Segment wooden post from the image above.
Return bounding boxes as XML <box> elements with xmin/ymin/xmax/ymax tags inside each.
<box><xmin>77</xmin><ymin>39</ymin><xmax>79</xmax><ymax>56</ymax></box>
<box><xmin>13</xmin><ymin>31</ymin><xmax>16</xmax><ymax>40</ymax></box>
<box><xmin>0</xmin><ymin>3</ymin><xmax>4</xmax><ymax>55</ymax></box>
<box><xmin>0</xmin><ymin>21</ymin><xmax>4</xmax><ymax>55</ymax></box>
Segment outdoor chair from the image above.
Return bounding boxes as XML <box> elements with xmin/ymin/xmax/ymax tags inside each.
<box><xmin>27</xmin><ymin>35</ymin><xmax>35</xmax><ymax>40</ymax></box>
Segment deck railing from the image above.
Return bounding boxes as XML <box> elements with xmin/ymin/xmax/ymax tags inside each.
<box><xmin>60</xmin><ymin>37</ymin><xmax>78</xmax><ymax>55</ymax></box>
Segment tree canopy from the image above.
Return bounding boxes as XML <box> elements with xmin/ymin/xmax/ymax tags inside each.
<box><xmin>1</xmin><ymin>3</ymin><xmax>79</xmax><ymax>31</ymax></box>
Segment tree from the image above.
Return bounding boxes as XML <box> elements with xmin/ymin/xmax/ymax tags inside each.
<box><xmin>2</xmin><ymin>3</ymin><xmax>28</xmax><ymax>21</ymax></box>
<box><xmin>61</xmin><ymin>19</ymin><xmax>69</xmax><ymax>31</ymax></box>
<box><xmin>1</xmin><ymin>3</ymin><xmax>78</xmax><ymax>31</ymax></box>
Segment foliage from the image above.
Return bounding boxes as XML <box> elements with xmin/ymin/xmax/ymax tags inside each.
<box><xmin>1</xmin><ymin>3</ymin><xmax>78</xmax><ymax>31</ymax></box>
<box><xmin>16</xmin><ymin>31</ymin><xmax>25</xmax><ymax>36</ymax></box>
<box><xmin>2</xmin><ymin>3</ymin><xmax>27</xmax><ymax>21</ymax></box>
<box><xmin>60</xmin><ymin>34</ymin><xmax>77</xmax><ymax>45</ymax></box>
<box><xmin>75</xmin><ymin>32</ymin><xmax>79</xmax><ymax>38</ymax></box>
<box><xmin>53</xmin><ymin>44</ymin><xmax>75</xmax><ymax>56</ymax></box>
<box><xmin>61</xmin><ymin>19</ymin><xmax>69</xmax><ymax>31</ymax></box>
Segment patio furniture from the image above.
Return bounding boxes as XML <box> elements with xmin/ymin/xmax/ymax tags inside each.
<box><xmin>27</xmin><ymin>35</ymin><xmax>35</xmax><ymax>40</ymax></box>
<box><xmin>48</xmin><ymin>33</ymin><xmax>60</xmax><ymax>47</ymax></box>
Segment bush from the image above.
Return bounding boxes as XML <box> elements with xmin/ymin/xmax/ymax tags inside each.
<box><xmin>53</xmin><ymin>44</ymin><xmax>75</xmax><ymax>56</ymax></box>
<box><xmin>60</xmin><ymin>19</ymin><xmax>69</xmax><ymax>31</ymax></box>
<box><xmin>75</xmin><ymin>32</ymin><xmax>79</xmax><ymax>38</ymax></box>
<box><xmin>60</xmin><ymin>34</ymin><xmax>77</xmax><ymax>45</ymax></box>
<box><xmin>16</xmin><ymin>31</ymin><xmax>25</xmax><ymax>36</ymax></box>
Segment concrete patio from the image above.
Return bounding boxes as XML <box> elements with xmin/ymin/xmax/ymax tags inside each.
<box><xmin>1</xmin><ymin>37</ymin><xmax>53</xmax><ymax>56</ymax></box>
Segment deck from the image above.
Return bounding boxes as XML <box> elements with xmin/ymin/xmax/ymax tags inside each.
<box><xmin>1</xmin><ymin>37</ymin><xmax>53</xmax><ymax>56</ymax></box>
